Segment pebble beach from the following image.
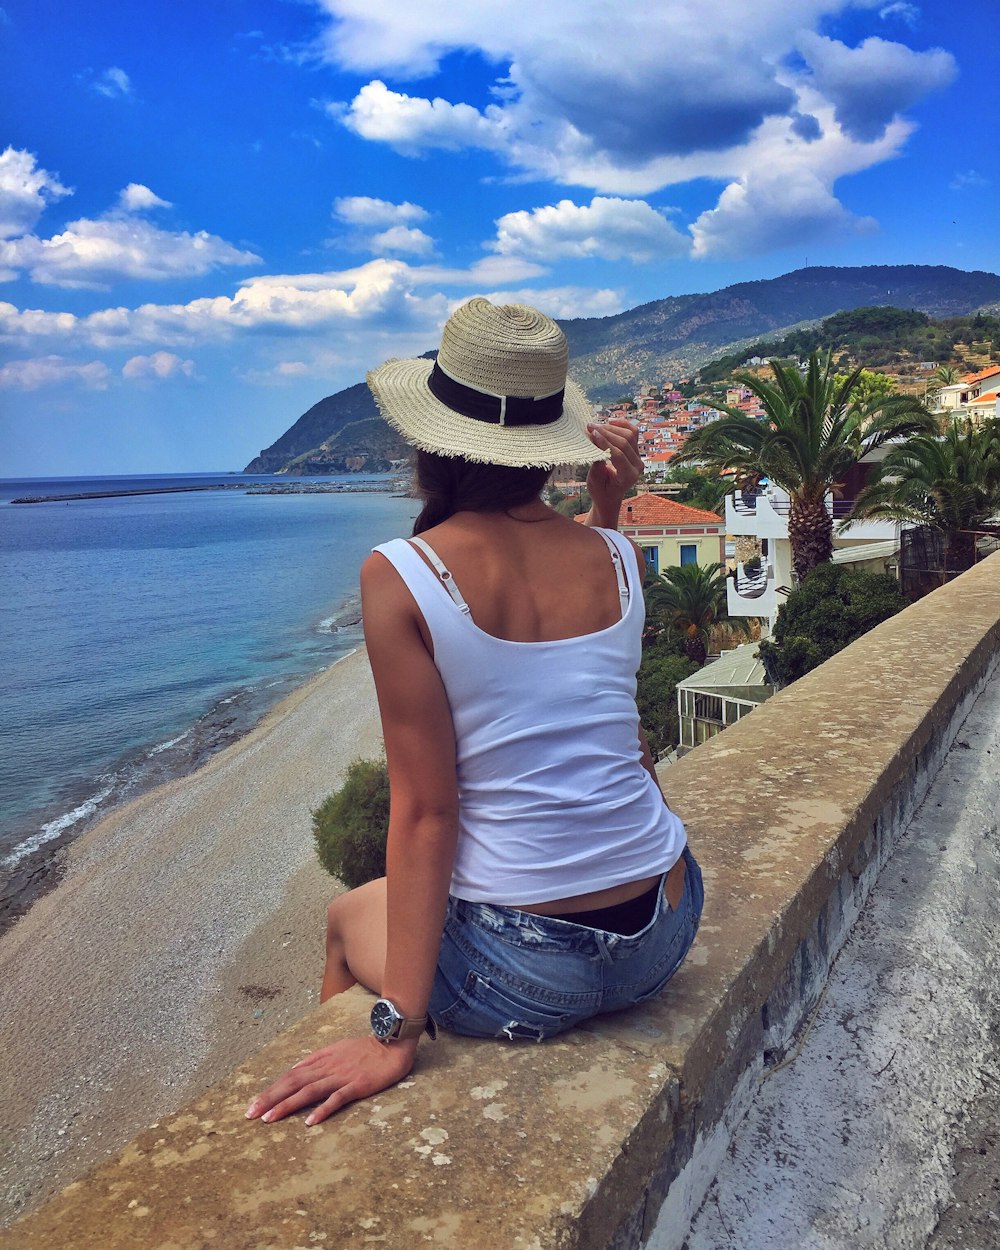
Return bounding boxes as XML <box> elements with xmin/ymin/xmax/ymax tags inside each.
<box><xmin>0</xmin><ymin>646</ymin><xmax>383</xmax><ymax>1226</ymax></box>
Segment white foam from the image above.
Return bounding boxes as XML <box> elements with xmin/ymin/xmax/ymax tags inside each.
<box><xmin>2</xmin><ymin>782</ymin><xmax>116</xmax><ymax>869</ymax></box>
<box><xmin>148</xmin><ymin>729</ymin><xmax>191</xmax><ymax>755</ymax></box>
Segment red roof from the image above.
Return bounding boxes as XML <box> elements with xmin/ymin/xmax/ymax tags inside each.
<box><xmin>619</xmin><ymin>492</ymin><xmax>723</xmax><ymax>526</ymax></box>
<box><xmin>960</xmin><ymin>365</ymin><xmax>1000</xmax><ymax>385</ymax></box>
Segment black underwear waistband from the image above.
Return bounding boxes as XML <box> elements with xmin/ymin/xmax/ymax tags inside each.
<box><xmin>556</xmin><ymin>879</ymin><xmax>660</xmax><ymax>936</ymax></box>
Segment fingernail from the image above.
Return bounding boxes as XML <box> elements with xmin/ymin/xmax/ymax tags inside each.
<box><xmin>245</xmin><ymin>1103</ymin><xmax>256</xmax><ymax>1118</ymax></box>
<box><xmin>261</xmin><ymin>1111</ymin><xmax>273</xmax><ymax>1123</ymax></box>
<box><xmin>304</xmin><ymin>1115</ymin><xmax>316</xmax><ymax>1126</ymax></box>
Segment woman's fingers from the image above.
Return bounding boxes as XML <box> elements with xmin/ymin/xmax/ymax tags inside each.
<box><xmin>246</xmin><ymin>1036</ymin><xmax>417</xmax><ymax>1125</ymax></box>
<box><xmin>260</xmin><ymin>1077</ymin><xmax>341</xmax><ymax>1124</ymax></box>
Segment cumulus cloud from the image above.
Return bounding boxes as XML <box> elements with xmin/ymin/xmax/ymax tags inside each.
<box><xmin>309</xmin><ymin>1</ymin><xmax>959</xmax><ymax>260</ymax></box>
<box><xmin>334</xmin><ymin>80</ymin><xmax>505</xmax><ymax>155</ymax></box>
<box><xmin>333</xmin><ymin>195</ymin><xmax>428</xmax><ymax>227</ymax></box>
<box><xmin>332</xmin><ymin>194</ymin><xmax>435</xmax><ymax>256</ymax></box>
<box><xmin>122</xmin><ymin>351</ymin><xmax>196</xmax><ymax>381</ymax></box>
<box><xmin>116</xmin><ymin>184</ymin><xmax>171</xmax><ymax>213</ymax></box>
<box><xmin>0</xmin><ymin>259</ymin><xmax>453</xmax><ymax>349</ymax></box>
<box><xmin>369</xmin><ymin>225</ymin><xmax>435</xmax><ymax>255</ymax></box>
<box><xmin>690</xmin><ymin>168</ymin><xmax>877</xmax><ymax>259</ymax></box>
<box><xmin>0</xmin><ymin>354</ymin><xmax>110</xmax><ymax>390</ymax></box>
<box><xmin>92</xmin><ymin>67</ymin><xmax>132</xmax><ymax>98</ymax></box>
<box><xmin>0</xmin><ymin>148</ymin><xmax>72</xmax><ymax>239</ymax></box>
<box><xmin>797</xmin><ymin>33</ymin><xmax>956</xmax><ymax>143</ymax></box>
<box><xmin>476</xmin><ymin>286</ymin><xmax>622</xmax><ymax>321</ymax></box>
<box><xmin>492</xmin><ymin>197</ymin><xmax>688</xmax><ymax>263</ymax></box>
<box><xmin>1</xmin><ymin>215</ymin><xmax>260</xmax><ymax>288</ymax></box>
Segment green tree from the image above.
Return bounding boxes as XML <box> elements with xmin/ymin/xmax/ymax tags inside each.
<box><xmin>554</xmin><ymin>489</ymin><xmax>592</xmax><ymax>518</ymax></box>
<box><xmin>847</xmin><ymin>419</ymin><xmax>1000</xmax><ymax>571</ymax></box>
<box><xmin>313</xmin><ymin>758</ymin><xmax>390</xmax><ymax>888</ymax></box>
<box><xmin>645</xmin><ymin>562</ymin><xmax>751</xmax><ymax>666</ymax></box>
<box><xmin>758</xmin><ymin>564</ymin><xmax>907</xmax><ymax>688</ymax></box>
<box><xmin>636</xmin><ymin>649</ymin><xmax>699</xmax><ymax>758</ymax></box>
<box><xmin>674</xmin><ymin>352</ymin><xmax>936</xmax><ymax>583</ymax></box>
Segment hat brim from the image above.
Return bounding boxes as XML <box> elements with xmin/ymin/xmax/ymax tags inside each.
<box><xmin>367</xmin><ymin>357</ymin><xmax>607</xmax><ymax>469</ymax></box>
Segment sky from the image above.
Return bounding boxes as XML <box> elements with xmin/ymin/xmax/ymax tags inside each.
<box><xmin>1</xmin><ymin>0</ymin><xmax>997</xmax><ymax>476</ymax></box>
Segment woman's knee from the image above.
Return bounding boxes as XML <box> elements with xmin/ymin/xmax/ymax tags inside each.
<box><xmin>326</xmin><ymin>878</ymin><xmax>387</xmax><ymax>946</ymax></box>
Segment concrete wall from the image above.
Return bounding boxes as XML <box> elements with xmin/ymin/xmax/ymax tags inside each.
<box><xmin>4</xmin><ymin>555</ymin><xmax>999</xmax><ymax>1250</ymax></box>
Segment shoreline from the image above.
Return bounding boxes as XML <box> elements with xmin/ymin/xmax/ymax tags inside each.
<box><xmin>0</xmin><ymin>602</ymin><xmax>366</xmax><ymax>940</ymax></box>
<box><xmin>0</xmin><ymin>644</ymin><xmax>385</xmax><ymax>1227</ymax></box>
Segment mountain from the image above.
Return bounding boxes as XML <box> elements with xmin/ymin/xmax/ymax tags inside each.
<box><xmin>559</xmin><ymin>265</ymin><xmax>1000</xmax><ymax>400</ymax></box>
<box><xmin>245</xmin><ymin>265</ymin><xmax>1000</xmax><ymax>472</ymax></box>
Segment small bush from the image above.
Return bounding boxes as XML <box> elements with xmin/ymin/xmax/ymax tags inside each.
<box><xmin>758</xmin><ymin>563</ymin><xmax>906</xmax><ymax>688</ymax></box>
<box><xmin>312</xmin><ymin>758</ymin><xmax>390</xmax><ymax>888</ymax></box>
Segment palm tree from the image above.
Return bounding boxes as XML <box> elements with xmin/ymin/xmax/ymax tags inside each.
<box><xmin>847</xmin><ymin>419</ymin><xmax>1000</xmax><ymax>571</ymax></box>
<box><xmin>674</xmin><ymin>353</ymin><xmax>937</xmax><ymax>583</ymax></box>
<box><xmin>644</xmin><ymin>562</ymin><xmax>751</xmax><ymax>666</ymax></box>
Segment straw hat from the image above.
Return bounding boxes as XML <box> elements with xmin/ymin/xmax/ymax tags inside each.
<box><xmin>367</xmin><ymin>298</ymin><xmax>606</xmax><ymax>468</ymax></box>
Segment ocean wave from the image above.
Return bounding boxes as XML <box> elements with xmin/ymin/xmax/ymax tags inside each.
<box><xmin>2</xmin><ymin>782</ymin><xmax>116</xmax><ymax>869</ymax></box>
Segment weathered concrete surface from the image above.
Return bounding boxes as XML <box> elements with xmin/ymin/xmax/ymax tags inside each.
<box><xmin>683</xmin><ymin>668</ymin><xmax>1000</xmax><ymax>1250</ymax></box>
<box><xmin>3</xmin><ymin>555</ymin><xmax>999</xmax><ymax>1250</ymax></box>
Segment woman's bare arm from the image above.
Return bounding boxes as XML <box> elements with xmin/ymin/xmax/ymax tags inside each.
<box><xmin>246</xmin><ymin>552</ymin><xmax>459</xmax><ymax>1125</ymax></box>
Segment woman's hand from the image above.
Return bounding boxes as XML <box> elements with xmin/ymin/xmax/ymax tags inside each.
<box><xmin>584</xmin><ymin>419</ymin><xmax>643</xmax><ymax>527</ymax></box>
<box><xmin>245</xmin><ymin>1035</ymin><xmax>418</xmax><ymax>1126</ymax></box>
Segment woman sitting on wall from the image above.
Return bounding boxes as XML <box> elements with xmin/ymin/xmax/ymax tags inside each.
<box><xmin>246</xmin><ymin>299</ymin><xmax>703</xmax><ymax>1125</ymax></box>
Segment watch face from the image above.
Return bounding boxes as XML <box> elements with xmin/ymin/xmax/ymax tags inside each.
<box><xmin>370</xmin><ymin>998</ymin><xmax>398</xmax><ymax>1039</ymax></box>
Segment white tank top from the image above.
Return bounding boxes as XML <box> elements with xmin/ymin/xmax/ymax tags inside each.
<box><xmin>372</xmin><ymin>528</ymin><xmax>687</xmax><ymax>904</ymax></box>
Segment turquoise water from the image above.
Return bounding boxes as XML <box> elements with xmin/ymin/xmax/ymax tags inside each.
<box><xmin>0</xmin><ymin>474</ymin><xmax>418</xmax><ymax>906</ymax></box>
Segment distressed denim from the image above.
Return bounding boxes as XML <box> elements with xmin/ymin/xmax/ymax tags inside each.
<box><xmin>428</xmin><ymin>846</ymin><xmax>704</xmax><ymax>1040</ymax></box>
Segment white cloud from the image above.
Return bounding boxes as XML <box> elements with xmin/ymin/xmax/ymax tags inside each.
<box><xmin>1</xmin><ymin>215</ymin><xmax>260</xmax><ymax>289</ymax></box>
<box><xmin>334</xmin><ymin>80</ymin><xmax>506</xmax><ymax>155</ymax></box>
<box><xmin>492</xmin><ymin>197</ymin><xmax>689</xmax><ymax>263</ymax></box>
<box><xmin>93</xmin><ymin>67</ymin><xmax>132</xmax><ymax>99</ymax></box>
<box><xmin>0</xmin><ymin>259</ymin><xmax>452</xmax><ymax>349</ymax></box>
<box><xmin>117</xmin><ymin>184</ymin><xmax>172</xmax><ymax>213</ymax></box>
<box><xmin>333</xmin><ymin>195</ymin><xmax>428</xmax><ymax>227</ymax></box>
<box><xmin>0</xmin><ymin>148</ymin><xmax>72</xmax><ymax>239</ymax></box>
<box><xmin>0</xmin><ymin>354</ymin><xmax>110</xmax><ymax>390</ymax></box>
<box><xmin>690</xmin><ymin>168</ymin><xmax>876</xmax><ymax>259</ymax></box>
<box><xmin>369</xmin><ymin>225</ymin><xmax>435</xmax><ymax>255</ymax></box>
<box><xmin>476</xmin><ymin>286</ymin><xmax>622</xmax><ymax>321</ymax></box>
<box><xmin>797</xmin><ymin>33</ymin><xmax>956</xmax><ymax>142</ymax></box>
<box><xmin>310</xmin><ymin>1</ymin><xmax>958</xmax><ymax>260</ymax></box>
<box><xmin>122</xmin><ymin>351</ymin><xmax>196</xmax><ymax>381</ymax></box>
<box><xmin>879</xmin><ymin>2</ymin><xmax>920</xmax><ymax>25</ymax></box>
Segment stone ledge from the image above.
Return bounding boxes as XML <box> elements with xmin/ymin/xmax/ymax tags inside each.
<box><xmin>5</xmin><ymin>555</ymin><xmax>999</xmax><ymax>1250</ymax></box>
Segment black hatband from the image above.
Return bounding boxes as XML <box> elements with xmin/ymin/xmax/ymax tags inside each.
<box><xmin>428</xmin><ymin>362</ymin><xmax>563</xmax><ymax>427</ymax></box>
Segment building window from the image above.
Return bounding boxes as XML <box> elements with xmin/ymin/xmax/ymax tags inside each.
<box><xmin>680</xmin><ymin>543</ymin><xmax>697</xmax><ymax>565</ymax></box>
<box><xmin>643</xmin><ymin>546</ymin><xmax>659</xmax><ymax>574</ymax></box>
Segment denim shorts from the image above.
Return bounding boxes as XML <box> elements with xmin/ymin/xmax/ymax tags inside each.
<box><xmin>428</xmin><ymin>846</ymin><xmax>704</xmax><ymax>1040</ymax></box>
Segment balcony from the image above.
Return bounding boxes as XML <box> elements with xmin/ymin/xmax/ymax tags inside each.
<box><xmin>727</xmin><ymin>559</ymin><xmax>777</xmax><ymax>619</ymax></box>
<box><xmin>725</xmin><ymin>489</ymin><xmax>899</xmax><ymax>543</ymax></box>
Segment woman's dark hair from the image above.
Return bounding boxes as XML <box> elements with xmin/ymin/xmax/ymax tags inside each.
<box><xmin>412</xmin><ymin>450</ymin><xmax>551</xmax><ymax>535</ymax></box>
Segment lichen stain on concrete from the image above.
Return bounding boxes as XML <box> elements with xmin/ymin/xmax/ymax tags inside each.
<box><xmin>418</xmin><ymin>1126</ymin><xmax>449</xmax><ymax>1146</ymax></box>
<box><xmin>405</xmin><ymin>1211</ymin><xmax>465</xmax><ymax>1245</ymax></box>
<box><xmin>550</xmin><ymin>1065</ymin><xmax>636</xmax><ymax>1115</ymax></box>
<box><xmin>469</xmin><ymin>1079</ymin><xmax>507</xmax><ymax>1100</ymax></box>
<box><xmin>481</xmin><ymin>1102</ymin><xmax>507</xmax><ymax>1120</ymax></box>
<box><xmin>151</xmin><ymin>1141</ymin><xmax>214</xmax><ymax>1169</ymax></box>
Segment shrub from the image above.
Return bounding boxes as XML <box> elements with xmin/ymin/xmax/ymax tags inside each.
<box><xmin>312</xmin><ymin>758</ymin><xmax>390</xmax><ymax>888</ymax></box>
<box><xmin>758</xmin><ymin>563</ymin><xmax>906</xmax><ymax>688</ymax></box>
<box><xmin>636</xmin><ymin>647</ymin><xmax>699</xmax><ymax>757</ymax></box>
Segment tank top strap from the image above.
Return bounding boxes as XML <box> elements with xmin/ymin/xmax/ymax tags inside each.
<box><xmin>594</xmin><ymin>528</ymin><xmax>630</xmax><ymax>608</ymax></box>
<box><xmin>407</xmin><ymin>536</ymin><xmax>471</xmax><ymax>615</ymax></box>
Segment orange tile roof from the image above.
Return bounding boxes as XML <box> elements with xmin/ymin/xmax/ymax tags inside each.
<box><xmin>960</xmin><ymin>365</ymin><xmax>1000</xmax><ymax>385</ymax></box>
<box><xmin>619</xmin><ymin>492</ymin><xmax>723</xmax><ymax>526</ymax></box>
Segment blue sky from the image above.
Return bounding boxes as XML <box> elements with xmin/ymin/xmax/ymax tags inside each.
<box><xmin>1</xmin><ymin>0</ymin><xmax>996</xmax><ymax>475</ymax></box>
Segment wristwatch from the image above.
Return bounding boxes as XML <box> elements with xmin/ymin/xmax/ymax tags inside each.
<box><xmin>370</xmin><ymin>998</ymin><xmax>436</xmax><ymax>1043</ymax></box>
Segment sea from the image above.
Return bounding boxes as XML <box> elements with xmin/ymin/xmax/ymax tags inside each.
<box><xmin>0</xmin><ymin>472</ymin><xmax>420</xmax><ymax>928</ymax></box>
